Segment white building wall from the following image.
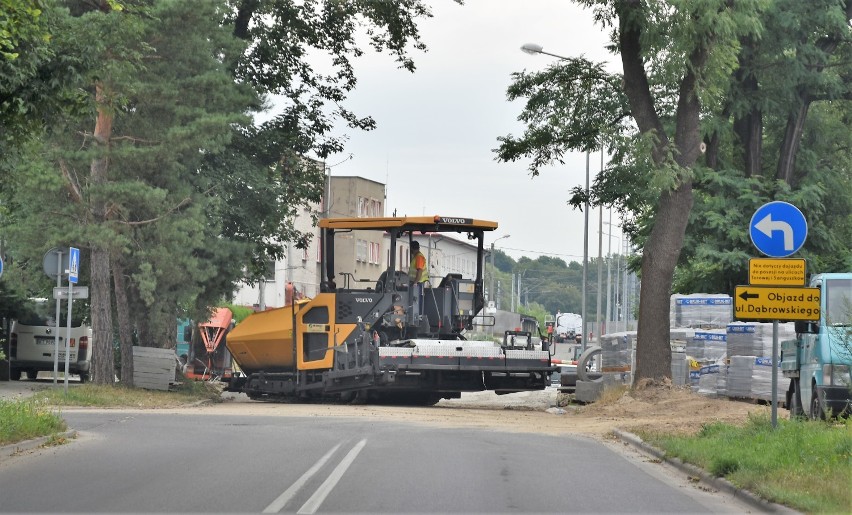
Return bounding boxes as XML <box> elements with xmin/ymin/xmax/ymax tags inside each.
<box><xmin>385</xmin><ymin>232</ymin><xmax>479</xmax><ymax>284</ymax></box>
<box><xmin>231</xmin><ymin>174</ymin><xmax>385</xmax><ymax>308</ymax></box>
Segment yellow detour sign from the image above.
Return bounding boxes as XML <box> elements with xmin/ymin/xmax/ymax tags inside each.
<box><xmin>734</xmin><ymin>285</ymin><xmax>820</xmax><ymax>321</ymax></box>
<box><xmin>748</xmin><ymin>258</ymin><xmax>806</xmax><ymax>285</ymax></box>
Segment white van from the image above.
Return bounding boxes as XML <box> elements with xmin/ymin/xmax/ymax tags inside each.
<box><xmin>9</xmin><ymin>317</ymin><xmax>93</xmax><ymax>383</ymax></box>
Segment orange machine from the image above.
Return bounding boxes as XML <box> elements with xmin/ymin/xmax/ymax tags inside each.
<box><xmin>185</xmin><ymin>307</ymin><xmax>235</xmax><ymax>381</ymax></box>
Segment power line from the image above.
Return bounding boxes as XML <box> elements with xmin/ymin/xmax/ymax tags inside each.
<box><xmin>501</xmin><ymin>246</ymin><xmax>585</xmax><ymax>259</ymax></box>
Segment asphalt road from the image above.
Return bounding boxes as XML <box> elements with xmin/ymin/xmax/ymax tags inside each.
<box><xmin>0</xmin><ymin>409</ymin><xmax>757</xmax><ymax>514</ymax></box>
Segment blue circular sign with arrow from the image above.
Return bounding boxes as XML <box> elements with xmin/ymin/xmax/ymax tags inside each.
<box><xmin>749</xmin><ymin>201</ymin><xmax>808</xmax><ymax>257</ymax></box>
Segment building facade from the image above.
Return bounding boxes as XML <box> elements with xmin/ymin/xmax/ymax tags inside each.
<box><xmin>231</xmin><ymin>175</ymin><xmax>386</xmax><ymax>308</ymax></box>
<box><xmin>231</xmin><ymin>174</ymin><xmax>484</xmax><ymax>308</ymax></box>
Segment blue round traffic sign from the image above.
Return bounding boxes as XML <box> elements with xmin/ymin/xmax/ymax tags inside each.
<box><xmin>749</xmin><ymin>201</ymin><xmax>807</xmax><ymax>257</ymax></box>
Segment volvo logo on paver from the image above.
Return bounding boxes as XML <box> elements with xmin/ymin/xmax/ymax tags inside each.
<box><xmin>749</xmin><ymin>201</ymin><xmax>807</xmax><ymax>258</ymax></box>
<box><xmin>439</xmin><ymin>217</ymin><xmax>470</xmax><ymax>224</ymax></box>
<box><xmin>354</xmin><ymin>297</ymin><xmax>373</xmax><ymax>303</ymax></box>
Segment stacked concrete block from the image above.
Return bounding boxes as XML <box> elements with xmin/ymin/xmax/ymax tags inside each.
<box><xmin>716</xmin><ymin>364</ymin><xmax>728</xmax><ymax>397</ymax></box>
<box><xmin>726</xmin><ymin>356</ymin><xmax>775</xmax><ymax>401</ymax></box>
<box><xmin>725</xmin><ymin>323</ymin><xmax>794</xmax><ymax>401</ymax></box>
<box><xmin>670</xmin><ymin>294</ymin><xmax>733</xmax><ymax>328</ymax></box>
<box><xmin>601</xmin><ymin>332</ymin><xmax>632</xmax><ymax>373</ymax></box>
<box><xmin>671</xmin><ymin>351</ymin><xmax>689</xmax><ymax>386</ymax></box>
<box><xmin>726</xmin><ymin>322</ymin><xmax>796</xmax><ymax>357</ymax></box>
<box><xmin>686</xmin><ymin>330</ymin><xmax>727</xmax><ymax>361</ymax></box>
<box><xmin>697</xmin><ymin>364</ymin><xmax>721</xmax><ymax>397</ymax></box>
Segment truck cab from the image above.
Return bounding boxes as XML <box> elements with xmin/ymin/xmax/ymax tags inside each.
<box><xmin>782</xmin><ymin>273</ymin><xmax>852</xmax><ymax>419</ymax></box>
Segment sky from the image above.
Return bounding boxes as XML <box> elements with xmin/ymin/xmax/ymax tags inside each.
<box><xmin>316</xmin><ymin>1</ymin><xmax>625</xmax><ymax>263</ymax></box>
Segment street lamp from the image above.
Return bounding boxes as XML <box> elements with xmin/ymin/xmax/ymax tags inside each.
<box><xmin>490</xmin><ymin>234</ymin><xmax>510</xmax><ymax>308</ymax></box>
<box><xmin>521</xmin><ymin>42</ymin><xmax>591</xmax><ymax>349</ymax></box>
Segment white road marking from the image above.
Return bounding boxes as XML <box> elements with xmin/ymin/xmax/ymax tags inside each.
<box><xmin>297</xmin><ymin>439</ymin><xmax>368</xmax><ymax>514</ymax></box>
<box><xmin>262</xmin><ymin>443</ymin><xmax>342</xmax><ymax>514</ymax></box>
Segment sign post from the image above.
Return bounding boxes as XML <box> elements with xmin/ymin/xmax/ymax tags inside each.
<box><xmin>43</xmin><ymin>247</ymin><xmax>68</xmax><ymax>384</ymax></box>
<box><xmin>64</xmin><ymin>247</ymin><xmax>80</xmax><ymax>393</ymax></box>
<box><xmin>738</xmin><ymin>202</ymin><xmax>811</xmax><ymax>428</ymax></box>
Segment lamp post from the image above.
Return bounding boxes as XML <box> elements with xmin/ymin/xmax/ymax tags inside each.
<box><xmin>521</xmin><ymin>42</ymin><xmax>592</xmax><ymax>350</ymax></box>
<box><xmin>490</xmin><ymin>235</ymin><xmax>510</xmax><ymax>307</ymax></box>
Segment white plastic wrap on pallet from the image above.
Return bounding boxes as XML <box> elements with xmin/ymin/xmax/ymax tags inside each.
<box><xmin>670</xmin><ymin>294</ymin><xmax>733</xmax><ymax>328</ymax></box>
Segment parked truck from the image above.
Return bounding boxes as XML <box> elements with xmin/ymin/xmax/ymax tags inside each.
<box><xmin>554</xmin><ymin>312</ymin><xmax>582</xmax><ymax>344</ymax></box>
<box><xmin>225</xmin><ymin>216</ymin><xmax>554</xmax><ymax>404</ymax></box>
<box><xmin>782</xmin><ymin>273</ymin><xmax>852</xmax><ymax>419</ymax></box>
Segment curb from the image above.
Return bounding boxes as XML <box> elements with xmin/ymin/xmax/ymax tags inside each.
<box><xmin>0</xmin><ymin>430</ymin><xmax>78</xmax><ymax>462</ymax></box>
<box><xmin>612</xmin><ymin>428</ymin><xmax>799</xmax><ymax>514</ymax></box>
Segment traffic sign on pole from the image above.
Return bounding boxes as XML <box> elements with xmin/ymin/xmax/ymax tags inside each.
<box><xmin>68</xmin><ymin>247</ymin><xmax>80</xmax><ymax>284</ymax></box>
<box><xmin>748</xmin><ymin>258</ymin><xmax>806</xmax><ymax>285</ymax></box>
<box><xmin>734</xmin><ymin>285</ymin><xmax>820</xmax><ymax>321</ymax></box>
<box><xmin>749</xmin><ymin>201</ymin><xmax>807</xmax><ymax>257</ymax></box>
<box><xmin>53</xmin><ymin>286</ymin><xmax>89</xmax><ymax>300</ymax></box>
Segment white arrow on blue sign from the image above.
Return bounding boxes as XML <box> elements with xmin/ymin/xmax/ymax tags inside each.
<box><xmin>68</xmin><ymin>247</ymin><xmax>80</xmax><ymax>284</ymax></box>
<box><xmin>749</xmin><ymin>201</ymin><xmax>807</xmax><ymax>258</ymax></box>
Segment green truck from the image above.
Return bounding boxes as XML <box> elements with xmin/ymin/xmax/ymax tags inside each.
<box><xmin>782</xmin><ymin>273</ymin><xmax>852</xmax><ymax>419</ymax></box>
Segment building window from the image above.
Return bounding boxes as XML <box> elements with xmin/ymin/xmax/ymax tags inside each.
<box><xmin>356</xmin><ymin>239</ymin><xmax>368</xmax><ymax>262</ymax></box>
<box><xmin>357</xmin><ymin>197</ymin><xmax>382</xmax><ymax>218</ymax></box>
<box><xmin>264</xmin><ymin>260</ymin><xmax>276</xmax><ymax>282</ymax></box>
<box><xmin>370</xmin><ymin>242</ymin><xmax>380</xmax><ymax>264</ymax></box>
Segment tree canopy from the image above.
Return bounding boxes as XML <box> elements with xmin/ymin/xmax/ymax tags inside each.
<box><xmin>497</xmin><ymin>0</ymin><xmax>851</xmax><ymax>383</ymax></box>
<box><xmin>0</xmin><ymin>0</ymin><xmax>437</xmax><ymax>384</ymax></box>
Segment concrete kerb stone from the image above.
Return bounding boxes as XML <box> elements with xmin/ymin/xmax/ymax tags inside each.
<box><xmin>0</xmin><ymin>430</ymin><xmax>78</xmax><ymax>463</ymax></box>
<box><xmin>611</xmin><ymin>428</ymin><xmax>800</xmax><ymax>514</ymax></box>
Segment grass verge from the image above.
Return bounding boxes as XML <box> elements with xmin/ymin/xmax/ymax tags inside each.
<box><xmin>32</xmin><ymin>381</ymin><xmax>223</xmax><ymax>408</ymax></box>
<box><xmin>635</xmin><ymin>414</ymin><xmax>852</xmax><ymax>514</ymax></box>
<box><xmin>0</xmin><ymin>399</ymin><xmax>67</xmax><ymax>446</ymax></box>
<box><xmin>1</xmin><ymin>381</ymin><xmax>222</xmax><ymax>447</ymax></box>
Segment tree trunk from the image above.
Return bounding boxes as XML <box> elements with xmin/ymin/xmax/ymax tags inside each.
<box><xmin>633</xmin><ymin>183</ymin><xmax>693</xmax><ymax>382</ymax></box>
<box><xmin>113</xmin><ymin>260</ymin><xmax>134</xmax><ymax>386</ymax></box>
<box><xmin>776</xmin><ymin>96</ymin><xmax>811</xmax><ymax>185</ymax></box>
<box><xmin>89</xmin><ymin>81</ymin><xmax>115</xmax><ymax>385</ymax></box>
<box><xmin>733</xmin><ymin>104</ymin><xmax>763</xmax><ymax>177</ymax></box>
<box><xmin>90</xmin><ymin>248</ymin><xmax>114</xmax><ymax>384</ymax></box>
<box><xmin>616</xmin><ymin>0</ymin><xmax>705</xmax><ymax>383</ymax></box>
<box><xmin>732</xmin><ymin>38</ymin><xmax>763</xmax><ymax>177</ymax></box>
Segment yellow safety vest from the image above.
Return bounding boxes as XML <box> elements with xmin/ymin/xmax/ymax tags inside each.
<box><xmin>409</xmin><ymin>251</ymin><xmax>428</xmax><ymax>283</ymax></box>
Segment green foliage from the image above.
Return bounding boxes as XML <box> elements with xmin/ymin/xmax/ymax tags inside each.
<box><xmin>640</xmin><ymin>415</ymin><xmax>852</xmax><ymax>513</ymax></box>
<box><xmin>2</xmin><ymin>0</ymin><xmax>440</xmax><ymax>366</ymax></box>
<box><xmin>227</xmin><ymin>0</ymin><xmax>436</xmax><ymax>158</ymax></box>
<box><xmin>223</xmin><ymin>303</ymin><xmax>256</xmax><ymax>324</ymax></box>
<box><xmin>493</xmin><ymin>249</ymin><xmax>514</xmax><ymax>274</ymax></box>
<box><xmin>502</xmin><ymin>0</ymin><xmax>851</xmax><ymax>298</ymax></box>
<box><xmin>0</xmin><ymin>398</ymin><xmax>66</xmax><ymax>446</ymax></box>
<box><xmin>489</xmin><ymin>251</ymin><xmax>623</xmax><ymax>318</ymax></box>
